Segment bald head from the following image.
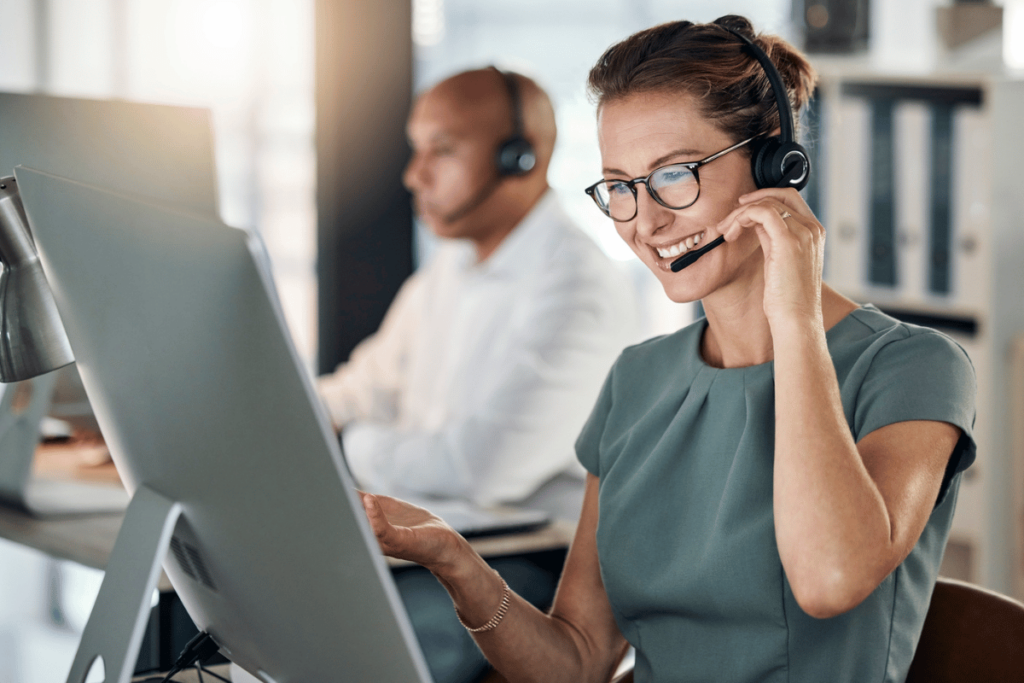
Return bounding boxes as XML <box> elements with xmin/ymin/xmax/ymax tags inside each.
<box><xmin>403</xmin><ymin>68</ymin><xmax>558</xmax><ymax>261</ymax></box>
<box><xmin>427</xmin><ymin>68</ymin><xmax>557</xmax><ymax>171</ymax></box>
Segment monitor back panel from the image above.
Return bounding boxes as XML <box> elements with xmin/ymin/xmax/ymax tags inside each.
<box><xmin>0</xmin><ymin>92</ymin><xmax>219</xmax><ymax>216</ymax></box>
<box><xmin>16</xmin><ymin>167</ymin><xmax>432</xmax><ymax>683</ymax></box>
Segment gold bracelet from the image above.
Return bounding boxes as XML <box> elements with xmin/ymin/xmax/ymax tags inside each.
<box><xmin>456</xmin><ymin>577</ymin><xmax>511</xmax><ymax>633</ymax></box>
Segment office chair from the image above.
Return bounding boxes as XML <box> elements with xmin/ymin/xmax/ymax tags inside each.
<box><xmin>905</xmin><ymin>576</ymin><xmax>1024</xmax><ymax>682</ymax></box>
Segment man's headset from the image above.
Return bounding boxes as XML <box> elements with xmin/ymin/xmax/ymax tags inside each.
<box><xmin>440</xmin><ymin>68</ymin><xmax>536</xmax><ymax>223</ymax></box>
<box><xmin>494</xmin><ymin>68</ymin><xmax>537</xmax><ymax>177</ymax></box>
<box><xmin>671</xmin><ymin>27</ymin><xmax>811</xmax><ymax>272</ymax></box>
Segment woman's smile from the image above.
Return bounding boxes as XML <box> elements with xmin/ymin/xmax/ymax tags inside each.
<box><xmin>651</xmin><ymin>229</ymin><xmax>706</xmax><ymax>260</ymax></box>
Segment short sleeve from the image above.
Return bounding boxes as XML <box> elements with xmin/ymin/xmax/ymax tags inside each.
<box><xmin>852</xmin><ymin>329</ymin><xmax>977</xmax><ymax>501</ymax></box>
<box><xmin>575</xmin><ymin>358</ymin><xmax>617</xmax><ymax>477</ymax></box>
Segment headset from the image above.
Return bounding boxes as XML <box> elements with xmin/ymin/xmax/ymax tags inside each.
<box><xmin>494</xmin><ymin>67</ymin><xmax>537</xmax><ymax>177</ymax></box>
<box><xmin>440</xmin><ymin>68</ymin><xmax>536</xmax><ymax>223</ymax></box>
<box><xmin>723</xmin><ymin>26</ymin><xmax>810</xmax><ymax>191</ymax></box>
<box><xmin>671</xmin><ymin>27</ymin><xmax>811</xmax><ymax>272</ymax></box>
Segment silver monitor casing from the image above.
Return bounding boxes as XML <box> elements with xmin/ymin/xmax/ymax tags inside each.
<box><xmin>16</xmin><ymin>166</ymin><xmax>433</xmax><ymax>683</ymax></box>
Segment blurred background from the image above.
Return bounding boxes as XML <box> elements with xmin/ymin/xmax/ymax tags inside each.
<box><xmin>1</xmin><ymin>0</ymin><xmax>1023</xmax><ymax>680</ymax></box>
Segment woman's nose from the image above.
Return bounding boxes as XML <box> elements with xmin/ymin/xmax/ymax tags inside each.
<box><xmin>633</xmin><ymin>184</ymin><xmax>671</xmax><ymax>238</ymax></box>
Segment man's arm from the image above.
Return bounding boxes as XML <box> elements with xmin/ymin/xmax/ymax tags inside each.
<box><xmin>344</xmin><ymin>269</ymin><xmax>636</xmax><ymax>504</ymax></box>
<box><xmin>316</xmin><ymin>273</ymin><xmax>424</xmax><ymax>429</ymax></box>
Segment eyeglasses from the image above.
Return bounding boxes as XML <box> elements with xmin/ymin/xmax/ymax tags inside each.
<box><xmin>584</xmin><ymin>136</ymin><xmax>757</xmax><ymax>222</ymax></box>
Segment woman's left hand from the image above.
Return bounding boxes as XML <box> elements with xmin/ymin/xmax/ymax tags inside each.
<box><xmin>717</xmin><ymin>187</ymin><xmax>825</xmax><ymax>330</ymax></box>
<box><xmin>360</xmin><ymin>491</ymin><xmax>466</xmax><ymax>574</ymax></box>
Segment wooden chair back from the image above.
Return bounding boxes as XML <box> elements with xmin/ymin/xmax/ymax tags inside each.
<box><xmin>905</xmin><ymin>577</ymin><xmax>1024</xmax><ymax>682</ymax></box>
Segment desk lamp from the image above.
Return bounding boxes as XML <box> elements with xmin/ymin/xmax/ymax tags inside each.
<box><xmin>0</xmin><ymin>175</ymin><xmax>75</xmax><ymax>382</ymax></box>
<box><xmin>0</xmin><ymin>176</ymin><xmax>126</xmax><ymax>516</ymax></box>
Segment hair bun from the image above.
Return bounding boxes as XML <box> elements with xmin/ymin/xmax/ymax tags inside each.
<box><xmin>713</xmin><ymin>15</ymin><xmax>755</xmax><ymax>39</ymax></box>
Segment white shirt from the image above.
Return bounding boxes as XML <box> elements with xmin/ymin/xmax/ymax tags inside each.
<box><xmin>317</xmin><ymin>191</ymin><xmax>639</xmax><ymax>506</ymax></box>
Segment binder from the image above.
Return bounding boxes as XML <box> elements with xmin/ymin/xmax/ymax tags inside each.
<box><xmin>868</xmin><ymin>97</ymin><xmax>897</xmax><ymax>287</ymax></box>
<box><xmin>803</xmin><ymin>92</ymin><xmax>825</xmax><ymax>223</ymax></box>
<box><xmin>803</xmin><ymin>91</ymin><xmax>830</xmax><ymax>278</ymax></box>
<box><xmin>950</xmin><ymin>104</ymin><xmax>992</xmax><ymax>309</ymax></box>
<box><xmin>928</xmin><ymin>103</ymin><xmax>955</xmax><ymax>295</ymax></box>
<box><xmin>825</xmin><ymin>95</ymin><xmax>870</xmax><ymax>294</ymax></box>
<box><xmin>894</xmin><ymin>100</ymin><xmax>930</xmax><ymax>302</ymax></box>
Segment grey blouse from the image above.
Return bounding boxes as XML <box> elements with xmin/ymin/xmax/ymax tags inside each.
<box><xmin>576</xmin><ymin>305</ymin><xmax>976</xmax><ymax>683</ymax></box>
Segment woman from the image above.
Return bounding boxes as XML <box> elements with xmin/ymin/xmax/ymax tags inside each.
<box><xmin>362</xmin><ymin>16</ymin><xmax>976</xmax><ymax>683</ymax></box>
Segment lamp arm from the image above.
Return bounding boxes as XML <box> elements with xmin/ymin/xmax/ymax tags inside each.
<box><xmin>0</xmin><ymin>176</ymin><xmax>37</xmax><ymax>268</ymax></box>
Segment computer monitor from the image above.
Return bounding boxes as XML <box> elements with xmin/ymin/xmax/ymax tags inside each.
<box><xmin>16</xmin><ymin>165</ymin><xmax>433</xmax><ymax>683</ymax></box>
<box><xmin>0</xmin><ymin>92</ymin><xmax>221</xmax><ymax>514</ymax></box>
<box><xmin>0</xmin><ymin>91</ymin><xmax>219</xmax><ymax>216</ymax></box>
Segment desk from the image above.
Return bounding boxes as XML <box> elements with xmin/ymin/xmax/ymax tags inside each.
<box><xmin>0</xmin><ymin>491</ymin><xmax>576</xmax><ymax>576</ymax></box>
<box><xmin>8</xmin><ymin>443</ymin><xmax>576</xmax><ymax>574</ymax></box>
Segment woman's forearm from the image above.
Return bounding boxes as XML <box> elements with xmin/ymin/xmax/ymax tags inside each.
<box><xmin>769</xmin><ymin>318</ymin><xmax>897</xmax><ymax>617</ymax></box>
<box><xmin>433</xmin><ymin>535</ymin><xmax>624</xmax><ymax>683</ymax></box>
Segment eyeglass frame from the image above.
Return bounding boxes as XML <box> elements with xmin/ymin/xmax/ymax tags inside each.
<box><xmin>584</xmin><ymin>135</ymin><xmax>758</xmax><ymax>222</ymax></box>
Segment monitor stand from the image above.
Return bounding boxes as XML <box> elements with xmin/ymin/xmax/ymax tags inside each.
<box><xmin>0</xmin><ymin>371</ymin><xmax>129</xmax><ymax>516</ymax></box>
<box><xmin>65</xmin><ymin>485</ymin><xmax>182</xmax><ymax>683</ymax></box>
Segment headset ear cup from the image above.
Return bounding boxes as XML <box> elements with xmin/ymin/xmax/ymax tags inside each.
<box><xmin>749</xmin><ymin>136</ymin><xmax>780</xmax><ymax>188</ymax></box>
<box><xmin>773</xmin><ymin>141</ymin><xmax>811</xmax><ymax>190</ymax></box>
<box><xmin>750</xmin><ymin>137</ymin><xmax>811</xmax><ymax>190</ymax></box>
<box><xmin>496</xmin><ymin>136</ymin><xmax>536</xmax><ymax>177</ymax></box>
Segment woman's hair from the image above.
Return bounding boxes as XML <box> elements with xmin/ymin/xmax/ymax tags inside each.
<box><xmin>587</xmin><ymin>15</ymin><xmax>818</xmax><ymax>143</ymax></box>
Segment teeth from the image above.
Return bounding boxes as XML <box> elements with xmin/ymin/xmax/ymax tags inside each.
<box><xmin>657</xmin><ymin>243</ymin><xmax>681</xmax><ymax>258</ymax></box>
<box><xmin>655</xmin><ymin>231</ymin><xmax>705</xmax><ymax>259</ymax></box>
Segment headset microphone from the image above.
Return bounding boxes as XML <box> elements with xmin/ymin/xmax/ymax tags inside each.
<box><xmin>438</xmin><ymin>175</ymin><xmax>504</xmax><ymax>224</ymax></box>
<box><xmin>671</xmin><ymin>235</ymin><xmax>726</xmax><ymax>272</ymax></box>
<box><xmin>670</xmin><ymin>26</ymin><xmax>811</xmax><ymax>272</ymax></box>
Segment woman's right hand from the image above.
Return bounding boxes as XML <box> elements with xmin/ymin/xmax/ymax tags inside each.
<box><xmin>360</xmin><ymin>491</ymin><xmax>466</xmax><ymax>573</ymax></box>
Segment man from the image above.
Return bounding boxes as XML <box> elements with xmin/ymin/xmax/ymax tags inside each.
<box><xmin>318</xmin><ymin>67</ymin><xmax>637</xmax><ymax>520</ymax></box>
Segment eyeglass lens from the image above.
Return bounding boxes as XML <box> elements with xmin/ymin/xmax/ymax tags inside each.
<box><xmin>594</xmin><ymin>164</ymin><xmax>699</xmax><ymax>221</ymax></box>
